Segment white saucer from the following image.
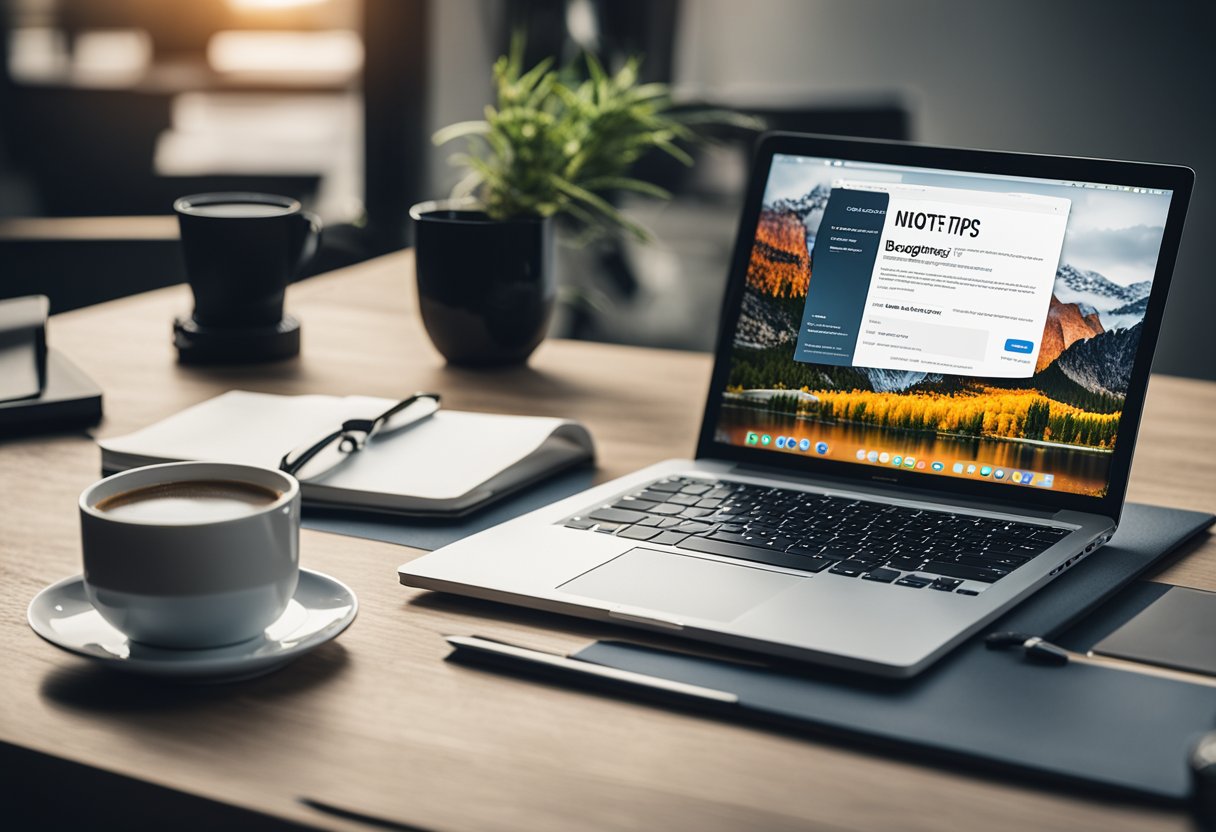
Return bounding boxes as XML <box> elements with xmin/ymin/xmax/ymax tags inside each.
<box><xmin>28</xmin><ymin>568</ymin><xmax>357</xmax><ymax>682</ymax></box>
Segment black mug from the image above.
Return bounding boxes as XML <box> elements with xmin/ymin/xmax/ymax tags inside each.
<box><xmin>174</xmin><ymin>192</ymin><xmax>320</xmax><ymax>329</ymax></box>
<box><xmin>410</xmin><ymin>201</ymin><xmax>555</xmax><ymax>367</ymax></box>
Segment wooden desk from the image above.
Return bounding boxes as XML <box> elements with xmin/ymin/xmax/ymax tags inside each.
<box><xmin>3</xmin><ymin>251</ymin><xmax>1214</xmax><ymax>831</ymax></box>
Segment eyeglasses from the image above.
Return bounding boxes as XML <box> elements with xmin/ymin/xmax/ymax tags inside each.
<box><xmin>279</xmin><ymin>392</ymin><xmax>441</xmax><ymax>480</ymax></box>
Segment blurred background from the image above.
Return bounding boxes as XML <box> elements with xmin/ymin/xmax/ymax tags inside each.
<box><xmin>1</xmin><ymin>0</ymin><xmax>1212</xmax><ymax>379</ymax></box>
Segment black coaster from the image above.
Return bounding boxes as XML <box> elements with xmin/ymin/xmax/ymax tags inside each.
<box><xmin>173</xmin><ymin>315</ymin><xmax>301</xmax><ymax>364</ymax></box>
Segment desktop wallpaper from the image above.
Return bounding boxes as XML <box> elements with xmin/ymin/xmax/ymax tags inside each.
<box><xmin>714</xmin><ymin>154</ymin><xmax>1174</xmax><ymax>497</ymax></box>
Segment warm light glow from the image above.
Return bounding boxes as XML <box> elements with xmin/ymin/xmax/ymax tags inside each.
<box><xmin>207</xmin><ymin>30</ymin><xmax>363</xmax><ymax>78</ymax></box>
<box><xmin>226</xmin><ymin>0</ymin><xmax>330</xmax><ymax>10</ymax></box>
<box><xmin>8</xmin><ymin>28</ymin><xmax>152</xmax><ymax>88</ymax></box>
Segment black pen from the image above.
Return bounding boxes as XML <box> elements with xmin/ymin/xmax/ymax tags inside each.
<box><xmin>444</xmin><ymin>635</ymin><xmax>740</xmax><ymax>706</ymax></box>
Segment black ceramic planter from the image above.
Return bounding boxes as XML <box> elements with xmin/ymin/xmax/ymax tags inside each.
<box><xmin>411</xmin><ymin>202</ymin><xmax>555</xmax><ymax>367</ymax></box>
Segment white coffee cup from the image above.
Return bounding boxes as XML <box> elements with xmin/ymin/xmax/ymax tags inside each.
<box><xmin>79</xmin><ymin>461</ymin><xmax>301</xmax><ymax>649</ymax></box>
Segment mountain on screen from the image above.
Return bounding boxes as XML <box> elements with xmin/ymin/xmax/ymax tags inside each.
<box><xmin>1054</xmin><ymin>322</ymin><xmax>1142</xmax><ymax>397</ymax></box>
<box><xmin>863</xmin><ymin>369</ymin><xmax>943</xmax><ymax>393</ymax></box>
<box><xmin>1035</xmin><ymin>295</ymin><xmax>1105</xmax><ymax>372</ymax></box>
<box><xmin>1054</xmin><ymin>264</ymin><xmax>1151</xmax><ymax>312</ymax></box>
<box><xmin>1101</xmin><ymin>296</ymin><xmax>1151</xmax><ymax>332</ymax></box>
<box><xmin>746</xmin><ymin>209</ymin><xmax>811</xmax><ymax>298</ymax></box>
<box><xmin>769</xmin><ymin>184</ymin><xmax>831</xmax><ymax>227</ymax></box>
<box><xmin>736</xmin><ymin>291</ymin><xmax>798</xmax><ymax>348</ymax></box>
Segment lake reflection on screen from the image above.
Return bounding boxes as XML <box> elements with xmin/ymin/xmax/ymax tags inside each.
<box><xmin>715</xmin><ymin>406</ymin><xmax>1111</xmax><ymax>497</ymax></box>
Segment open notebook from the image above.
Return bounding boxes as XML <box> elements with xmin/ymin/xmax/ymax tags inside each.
<box><xmin>98</xmin><ymin>391</ymin><xmax>595</xmax><ymax>517</ymax></box>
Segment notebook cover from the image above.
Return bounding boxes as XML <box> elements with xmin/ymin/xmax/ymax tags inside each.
<box><xmin>0</xmin><ymin>294</ymin><xmax>48</xmax><ymax>402</ymax></box>
<box><xmin>0</xmin><ymin>349</ymin><xmax>102</xmax><ymax>435</ymax></box>
<box><xmin>573</xmin><ymin>503</ymin><xmax>1216</xmax><ymax>801</ymax></box>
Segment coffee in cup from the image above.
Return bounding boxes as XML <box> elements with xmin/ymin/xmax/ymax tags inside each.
<box><xmin>79</xmin><ymin>462</ymin><xmax>301</xmax><ymax>649</ymax></box>
<box><xmin>94</xmin><ymin>480</ymin><xmax>281</xmax><ymax>523</ymax></box>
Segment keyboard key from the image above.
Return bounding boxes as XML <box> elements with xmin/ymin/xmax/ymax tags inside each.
<box><xmin>829</xmin><ymin>561</ymin><xmax>869</xmax><ymax>577</ymax></box>
<box><xmin>785</xmin><ymin>544</ymin><xmax>825</xmax><ymax>558</ymax></box>
<box><xmin>614</xmin><ymin>499</ymin><xmax>657</xmax><ymax>511</ymax></box>
<box><xmin>676</xmin><ymin>520</ymin><xmax>713</xmax><ymax>533</ymax></box>
<box><xmin>647</xmin><ymin>481</ymin><xmax>684</xmax><ymax>493</ymax></box>
<box><xmin>676</xmin><ymin>536</ymin><xmax>826</xmax><ymax>573</ymax></box>
<box><xmin>594</xmin><ymin>522</ymin><xmax>621</xmax><ymax>533</ymax></box>
<box><xmin>638</xmin><ymin>489</ymin><xmax>672</xmax><ymax>502</ymax></box>
<box><xmin>650</xmin><ymin>503</ymin><xmax>685</xmax><ymax>516</ymax></box>
<box><xmin>954</xmin><ymin>554</ymin><xmax>1002</xmax><ymax>570</ymax></box>
<box><xmin>977</xmin><ymin>553</ymin><xmax>1029</xmax><ymax>567</ymax></box>
<box><xmin>564</xmin><ymin>518</ymin><xmax>594</xmax><ymax>530</ymax></box>
<box><xmin>680</xmin><ymin>484</ymin><xmax>712</xmax><ymax>496</ymax></box>
<box><xmin>667</xmin><ymin>493</ymin><xmax>701</xmax><ymax>506</ymax></box>
<box><xmin>983</xmin><ymin>542</ymin><xmax>1037</xmax><ymax>556</ymax></box>
<box><xmin>895</xmin><ymin>576</ymin><xmax>930</xmax><ymax>588</ymax></box>
<box><xmin>708</xmin><ymin>531</ymin><xmax>758</xmax><ymax>545</ymax></box>
<box><xmin>589</xmin><ymin>507</ymin><xmax>648</xmax><ymax>524</ymax></box>
<box><xmin>930</xmin><ymin>578</ymin><xmax>962</xmax><ymax>592</ymax></box>
<box><xmin>921</xmin><ymin>561</ymin><xmax>1008</xmax><ymax>583</ymax></box>
<box><xmin>956</xmin><ymin>588</ymin><xmax>980</xmax><ymax>596</ymax></box>
<box><xmin>862</xmin><ymin>567</ymin><xmax>901</xmax><ymax>583</ymax></box>
<box><xmin>847</xmin><ymin>554</ymin><xmax>884</xmax><ymax>567</ymax></box>
<box><xmin>651</xmin><ymin>530</ymin><xmax>690</xmax><ymax>547</ymax></box>
<box><xmin>784</xmin><ymin>554</ymin><xmax>834</xmax><ymax>572</ymax></box>
<box><xmin>820</xmin><ymin>546</ymin><xmax>859</xmax><ymax>561</ymax></box>
<box><xmin>617</xmin><ymin>526</ymin><xmax>660</xmax><ymax>541</ymax></box>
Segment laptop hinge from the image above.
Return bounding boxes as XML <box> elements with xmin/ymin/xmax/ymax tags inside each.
<box><xmin>729</xmin><ymin>462</ymin><xmax>1060</xmax><ymax>520</ymax></box>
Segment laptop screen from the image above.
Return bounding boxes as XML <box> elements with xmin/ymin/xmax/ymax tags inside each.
<box><xmin>710</xmin><ymin>151</ymin><xmax>1176</xmax><ymax>498</ymax></box>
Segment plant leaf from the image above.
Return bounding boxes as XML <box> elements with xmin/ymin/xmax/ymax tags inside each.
<box><xmin>549</xmin><ymin>175</ymin><xmax>651</xmax><ymax>241</ymax></box>
<box><xmin>449</xmin><ymin>168</ymin><xmax>485</xmax><ymax>200</ymax></box>
<box><xmin>654</xmin><ymin>138</ymin><xmax>694</xmax><ymax>166</ymax></box>
<box><xmin>584</xmin><ymin>52</ymin><xmax>609</xmax><ymax>103</ymax></box>
<box><xmin>432</xmin><ymin>120</ymin><xmax>490</xmax><ymax>146</ymax></box>
<box><xmin>515</xmin><ymin>56</ymin><xmax>555</xmax><ymax>96</ymax></box>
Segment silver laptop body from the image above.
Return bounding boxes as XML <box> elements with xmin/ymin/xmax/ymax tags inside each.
<box><xmin>400</xmin><ymin>134</ymin><xmax>1193</xmax><ymax>678</ymax></box>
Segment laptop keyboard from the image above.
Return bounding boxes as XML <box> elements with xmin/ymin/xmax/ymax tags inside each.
<box><xmin>561</xmin><ymin>476</ymin><xmax>1071</xmax><ymax>595</ymax></box>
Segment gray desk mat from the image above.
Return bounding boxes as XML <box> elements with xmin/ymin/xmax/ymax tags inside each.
<box><xmin>301</xmin><ymin>466</ymin><xmax>597</xmax><ymax>551</ymax></box>
<box><xmin>574</xmin><ymin>503</ymin><xmax>1216</xmax><ymax>802</ymax></box>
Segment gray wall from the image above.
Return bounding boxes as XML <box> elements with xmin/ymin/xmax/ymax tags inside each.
<box><xmin>673</xmin><ymin>0</ymin><xmax>1215</xmax><ymax>380</ymax></box>
<box><xmin>425</xmin><ymin>0</ymin><xmax>500</xmax><ymax>199</ymax></box>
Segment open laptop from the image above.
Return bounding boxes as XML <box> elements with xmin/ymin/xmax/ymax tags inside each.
<box><xmin>399</xmin><ymin>133</ymin><xmax>1194</xmax><ymax>677</ymax></box>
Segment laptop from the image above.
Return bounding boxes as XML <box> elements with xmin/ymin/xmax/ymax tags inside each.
<box><xmin>399</xmin><ymin>133</ymin><xmax>1194</xmax><ymax>677</ymax></box>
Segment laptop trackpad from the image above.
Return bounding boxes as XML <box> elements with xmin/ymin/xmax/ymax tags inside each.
<box><xmin>559</xmin><ymin>547</ymin><xmax>803</xmax><ymax>623</ymax></box>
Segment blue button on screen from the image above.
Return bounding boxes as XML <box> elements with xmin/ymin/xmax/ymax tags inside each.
<box><xmin>1004</xmin><ymin>339</ymin><xmax>1034</xmax><ymax>354</ymax></box>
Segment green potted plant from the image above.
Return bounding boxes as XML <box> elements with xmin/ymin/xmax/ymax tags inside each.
<box><xmin>412</xmin><ymin>38</ymin><xmax>707</xmax><ymax>367</ymax></box>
